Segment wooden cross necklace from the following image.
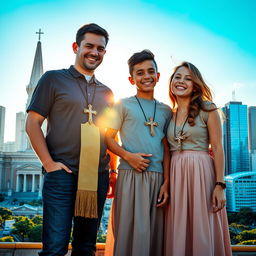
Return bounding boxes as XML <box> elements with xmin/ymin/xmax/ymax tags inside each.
<box><xmin>84</xmin><ymin>103</ymin><xmax>97</xmax><ymax>124</ymax></box>
<box><xmin>174</xmin><ymin>110</ymin><xmax>188</xmax><ymax>151</ymax></box>
<box><xmin>135</xmin><ymin>96</ymin><xmax>158</xmax><ymax>136</ymax></box>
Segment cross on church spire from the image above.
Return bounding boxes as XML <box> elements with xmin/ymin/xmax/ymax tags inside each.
<box><xmin>36</xmin><ymin>29</ymin><xmax>44</xmax><ymax>41</ymax></box>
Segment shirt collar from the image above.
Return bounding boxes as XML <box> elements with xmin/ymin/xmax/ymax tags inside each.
<box><xmin>68</xmin><ymin>65</ymin><xmax>102</xmax><ymax>86</ymax></box>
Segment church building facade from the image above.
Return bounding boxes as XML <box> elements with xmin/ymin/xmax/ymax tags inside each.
<box><xmin>0</xmin><ymin>30</ymin><xmax>44</xmax><ymax>200</ymax></box>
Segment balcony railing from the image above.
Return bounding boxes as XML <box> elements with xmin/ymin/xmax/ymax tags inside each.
<box><xmin>0</xmin><ymin>243</ymin><xmax>255</xmax><ymax>255</ymax></box>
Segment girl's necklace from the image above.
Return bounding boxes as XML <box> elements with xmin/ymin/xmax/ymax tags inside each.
<box><xmin>174</xmin><ymin>110</ymin><xmax>188</xmax><ymax>151</ymax></box>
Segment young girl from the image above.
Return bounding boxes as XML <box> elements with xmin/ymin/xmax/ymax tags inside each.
<box><xmin>165</xmin><ymin>62</ymin><xmax>232</xmax><ymax>256</ymax></box>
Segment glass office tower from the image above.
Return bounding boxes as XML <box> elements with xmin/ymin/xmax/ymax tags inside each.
<box><xmin>249</xmin><ymin>106</ymin><xmax>256</xmax><ymax>171</ymax></box>
<box><xmin>222</xmin><ymin>101</ymin><xmax>249</xmax><ymax>174</ymax></box>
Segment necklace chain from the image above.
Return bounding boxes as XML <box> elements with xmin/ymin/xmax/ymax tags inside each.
<box><xmin>69</xmin><ymin>70</ymin><xmax>97</xmax><ymax>107</ymax></box>
<box><xmin>134</xmin><ymin>96</ymin><xmax>156</xmax><ymax>122</ymax></box>
<box><xmin>135</xmin><ymin>96</ymin><xmax>158</xmax><ymax>136</ymax></box>
<box><xmin>174</xmin><ymin>110</ymin><xmax>188</xmax><ymax>139</ymax></box>
<box><xmin>173</xmin><ymin>110</ymin><xmax>188</xmax><ymax>151</ymax></box>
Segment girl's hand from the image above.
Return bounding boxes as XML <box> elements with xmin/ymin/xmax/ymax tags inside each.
<box><xmin>212</xmin><ymin>186</ymin><xmax>226</xmax><ymax>213</ymax></box>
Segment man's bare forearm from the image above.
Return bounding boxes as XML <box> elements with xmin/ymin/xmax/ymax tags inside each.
<box><xmin>26</xmin><ymin>113</ymin><xmax>53</xmax><ymax>167</ymax></box>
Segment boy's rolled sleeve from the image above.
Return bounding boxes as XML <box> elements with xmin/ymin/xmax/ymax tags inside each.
<box><xmin>106</xmin><ymin>100</ymin><xmax>124</xmax><ymax>131</ymax></box>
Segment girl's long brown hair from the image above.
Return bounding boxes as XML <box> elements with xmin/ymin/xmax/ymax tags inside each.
<box><xmin>169</xmin><ymin>62</ymin><xmax>216</xmax><ymax>126</ymax></box>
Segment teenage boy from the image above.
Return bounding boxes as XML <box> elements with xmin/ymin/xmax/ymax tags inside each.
<box><xmin>105</xmin><ymin>50</ymin><xmax>171</xmax><ymax>256</ymax></box>
<box><xmin>26</xmin><ymin>23</ymin><xmax>114</xmax><ymax>256</ymax></box>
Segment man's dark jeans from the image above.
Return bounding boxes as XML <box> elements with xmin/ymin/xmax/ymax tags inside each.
<box><xmin>39</xmin><ymin>169</ymin><xmax>109</xmax><ymax>256</ymax></box>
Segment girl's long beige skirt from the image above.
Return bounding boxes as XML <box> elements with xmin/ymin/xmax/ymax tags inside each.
<box><xmin>165</xmin><ymin>151</ymin><xmax>232</xmax><ymax>256</ymax></box>
<box><xmin>105</xmin><ymin>169</ymin><xmax>164</xmax><ymax>256</ymax></box>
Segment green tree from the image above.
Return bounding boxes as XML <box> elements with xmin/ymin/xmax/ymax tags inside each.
<box><xmin>26</xmin><ymin>199</ymin><xmax>43</xmax><ymax>206</ymax></box>
<box><xmin>0</xmin><ymin>216</ymin><xmax>4</xmax><ymax>228</ymax></box>
<box><xmin>237</xmin><ymin>208</ymin><xmax>256</xmax><ymax>225</ymax></box>
<box><xmin>228</xmin><ymin>207</ymin><xmax>256</xmax><ymax>226</ymax></box>
<box><xmin>229</xmin><ymin>223</ymin><xmax>249</xmax><ymax>233</ymax></box>
<box><xmin>236</xmin><ymin>229</ymin><xmax>256</xmax><ymax>243</ymax></box>
<box><xmin>238</xmin><ymin>240</ymin><xmax>256</xmax><ymax>245</ymax></box>
<box><xmin>0</xmin><ymin>207</ymin><xmax>13</xmax><ymax>221</ymax></box>
<box><xmin>12</xmin><ymin>216</ymin><xmax>34</xmax><ymax>241</ymax></box>
<box><xmin>229</xmin><ymin>223</ymin><xmax>250</xmax><ymax>244</ymax></box>
<box><xmin>28</xmin><ymin>224</ymin><xmax>42</xmax><ymax>242</ymax></box>
<box><xmin>97</xmin><ymin>233</ymin><xmax>106</xmax><ymax>243</ymax></box>
<box><xmin>32</xmin><ymin>215</ymin><xmax>43</xmax><ymax>225</ymax></box>
<box><xmin>19</xmin><ymin>201</ymin><xmax>26</xmax><ymax>206</ymax></box>
<box><xmin>0</xmin><ymin>236</ymin><xmax>14</xmax><ymax>242</ymax></box>
<box><xmin>12</xmin><ymin>198</ymin><xmax>18</xmax><ymax>204</ymax></box>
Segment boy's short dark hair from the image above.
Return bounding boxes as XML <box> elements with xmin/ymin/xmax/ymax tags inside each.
<box><xmin>128</xmin><ymin>49</ymin><xmax>158</xmax><ymax>76</ymax></box>
<box><xmin>76</xmin><ymin>23</ymin><xmax>109</xmax><ymax>46</ymax></box>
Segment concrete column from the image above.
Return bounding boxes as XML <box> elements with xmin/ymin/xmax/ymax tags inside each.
<box><xmin>32</xmin><ymin>174</ymin><xmax>35</xmax><ymax>192</ymax></box>
<box><xmin>38</xmin><ymin>174</ymin><xmax>42</xmax><ymax>197</ymax></box>
<box><xmin>16</xmin><ymin>174</ymin><xmax>19</xmax><ymax>192</ymax></box>
<box><xmin>23</xmin><ymin>174</ymin><xmax>27</xmax><ymax>192</ymax></box>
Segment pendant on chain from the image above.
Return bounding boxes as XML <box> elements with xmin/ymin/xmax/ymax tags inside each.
<box><xmin>174</xmin><ymin>131</ymin><xmax>187</xmax><ymax>151</ymax></box>
<box><xmin>174</xmin><ymin>110</ymin><xmax>188</xmax><ymax>151</ymax></box>
<box><xmin>135</xmin><ymin>96</ymin><xmax>158</xmax><ymax>136</ymax></box>
<box><xmin>84</xmin><ymin>104</ymin><xmax>97</xmax><ymax>124</ymax></box>
<box><xmin>144</xmin><ymin>117</ymin><xmax>158</xmax><ymax>136</ymax></box>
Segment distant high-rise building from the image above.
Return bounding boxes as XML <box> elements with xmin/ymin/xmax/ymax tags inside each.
<box><xmin>249</xmin><ymin>106</ymin><xmax>256</xmax><ymax>171</ymax></box>
<box><xmin>15</xmin><ymin>112</ymin><xmax>26</xmax><ymax>151</ymax></box>
<box><xmin>225</xmin><ymin>171</ymin><xmax>256</xmax><ymax>212</ymax></box>
<box><xmin>0</xmin><ymin>106</ymin><xmax>6</xmax><ymax>151</ymax></box>
<box><xmin>251</xmin><ymin>152</ymin><xmax>256</xmax><ymax>172</ymax></box>
<box><xmin>222</xmin><ymin>101</ymin><xmax>250</xmax><ymax>174</ymax></box>
<box><xmin>249</xmin><ymin>106</ymin><xmax>256</xmax><ymax>151</ymax></box>
<box><xmin>3</xmin><ymin>141</ymin><xmax>15</xmax><ymax>152</ymax></box>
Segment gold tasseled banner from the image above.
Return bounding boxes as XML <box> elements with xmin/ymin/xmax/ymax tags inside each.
<box><xmin>74</xmin><ymin>122</ymin><xmax>100</xmax><ymax>219</ymax></box>
<box><xmin>74</xmin><ymin>190</ymin><xmax>98</xmax><ymax>218</ymax></box>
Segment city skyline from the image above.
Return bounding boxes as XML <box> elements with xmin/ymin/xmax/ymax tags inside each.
<box><xmin>1</xmin><ymin>0</ymin><xmax>256</xmax><ymax>142</ymax></box>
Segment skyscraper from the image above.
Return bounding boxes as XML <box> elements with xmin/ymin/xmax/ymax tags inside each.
<box><xmin>222</xmin><ymin>101</ymin><xmax>250</xmax><ymax>174</ymax></box>
<box><xmin>0</xmin><ymin>106</ymin><xmax>5</xmax><ymax>152</ymax></box>
<box><xmin>15</xmin><ymin>112</ymin><xmax>26</xmax><ymax>152</ymax></box>
<box><xmin>249</xmin><ymin>106</ymin><xmax>256</xmax><ymax>151</ymax></box>
<box><xmin>249</xmin><ymin>106</ymin><xmax>256</xmax><ymax>171</ymax></box>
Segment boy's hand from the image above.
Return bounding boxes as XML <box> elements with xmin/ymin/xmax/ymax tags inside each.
<box><xmin>124</xmin><ymin>152</ymin><xmax>152</xmax><ymax>172</ymax></box>
<box><xmin>156</xmin><ymin>182</ymin><xmax>169</xmax><ymax>208</ymax></box>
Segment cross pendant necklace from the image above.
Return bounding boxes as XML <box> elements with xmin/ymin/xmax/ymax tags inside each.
<box><xmin>84</xmin><ymin>104</ymin><xmax>97</xmax><ymax>124</ymax></box>
<box><xmin>135</xmin><ymin>96</ymin><xmax>158</xmax><ymax>136</ymax></box>
<box><xmin>174</xmin><ymin>110</ymin><xmax>188</xmax><ymax>151</ymax></box>
<box><xmin>72</xmin><ymin>73</ymin><xmax>97</xmax><ymax>125</ymax></box>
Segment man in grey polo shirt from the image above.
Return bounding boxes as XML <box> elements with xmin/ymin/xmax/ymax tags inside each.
<box><xmin>26</xmin><ymin>23</ymin><xmax>114</xmax><ymax>256</ymax></box>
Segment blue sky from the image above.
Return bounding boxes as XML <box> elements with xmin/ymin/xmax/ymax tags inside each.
<box><xmin>0</xmin><ymin>0</ymin><xmax>256</xmax><ymax>141</ymax></box>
